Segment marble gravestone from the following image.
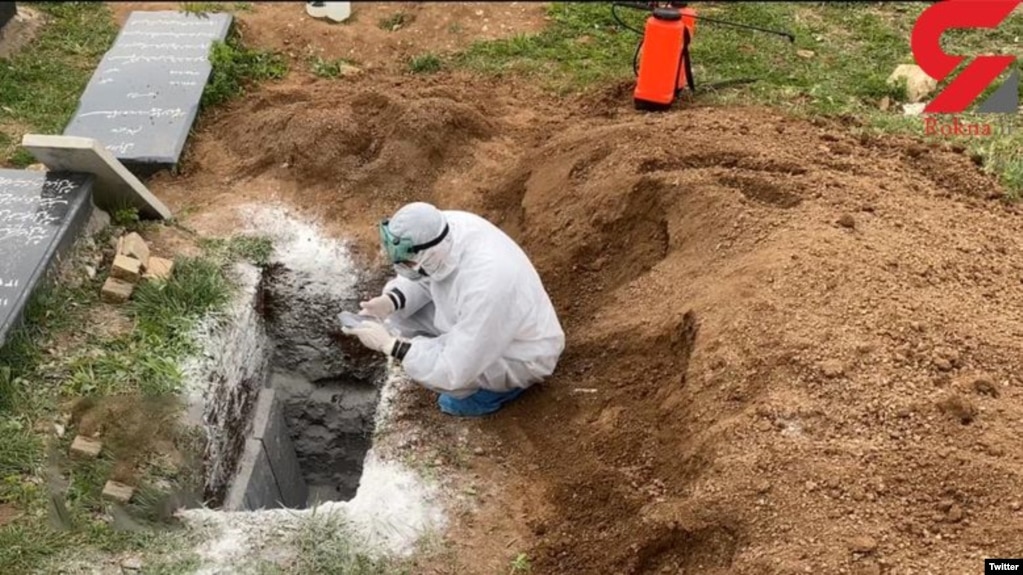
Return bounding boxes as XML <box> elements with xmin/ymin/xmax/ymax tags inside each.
<box><xmin>62</xmin><ymin>10</ymin><xmax>233</xmax><ymax>177</ymax></box>
<box><xmin>0</xmin><ymin>169</ymin><xmax>94</xmax><ymax>347</ymax></box>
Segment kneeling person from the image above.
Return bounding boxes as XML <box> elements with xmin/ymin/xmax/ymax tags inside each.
<box><xmin>342</xmin><ymin>201</ymin><xmax>565</xmax><ymax>417</ymax></box>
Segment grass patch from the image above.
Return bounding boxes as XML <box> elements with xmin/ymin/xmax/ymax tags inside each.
<box><xmin>379</xmin><ymin>11</ymin><xmax>413</xmax><ymax>31</ymax></box>
<box><xmin>455</xmin><ymin>1</ymin><xmax>1023</xmax><ymax>198</ymax></box>
<box><xmin>0</xmin><ymin>226</ymin><xmax>273</xmax><ymax>573</ymax></box>
<box><xmin>409</xmin><ymin>53</ymin><xmax>442</xmax><ymax>74</ymax></box>
<box><xmin>202</xmin><ymin>28</ymin><xmax>288</xmax><ymax>108</ymax></box>
<box><xmin>0</xmin><ymin>2</ymin><xmax>118</xmax><ymax>165</ymax></box>
<box><xmin>181</xmin><ymin>2</ymin><xmax>253</xmax><ymax>14</ymax></box>
<box><xmin>288</xmin><ymin>513</ymin><xmax>409</xmax><ymax>575</ymax></box>
<box><xmin>309</xmin><ymin>56</ymin><xmax>358</xmax><ymax>79</ymax></box>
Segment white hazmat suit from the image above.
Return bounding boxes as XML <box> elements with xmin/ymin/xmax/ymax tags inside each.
<box><xmin>342</xmin><ymin>202</ymin><xmax>565</xmax><ymax>414</ymax></box>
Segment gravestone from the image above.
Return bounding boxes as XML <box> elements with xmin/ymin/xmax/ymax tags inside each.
<box><xmin>22</xmin><ymin>134</ymin><xmax>172</xmax><ymax>220</ymax></box>
<box><xmin>62</xmin><ymin>10</ymin><xmax>233</xmax><ymax>177</ymax></box>
<box><xmin>0</xmin><ymin>3</ymin><xmax>14</xmax><ymax>32</ymax></box>
<box><xmin>0</xmin><ymin>169</ymin><xmax>94</xmax><ymax>348</ymax></box>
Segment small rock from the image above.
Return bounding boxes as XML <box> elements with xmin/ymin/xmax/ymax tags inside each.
<box><xmin>473</xmin><ymin>447</ymin><xmax>485</xmax><ymax>456</ymax></box>
<box><xmin>933</xmin><ymin>357</ymin><xmax>953</xmax><ymax>372</ymax></box>
<box><xmin>102</xmin><ymin>481</ymin><xmax>135</xmax><ymax>504</ymax></box>
<box><xmin>888</xmin><ymin>63</ymin><xmax>938</xmax><ymax>103</ymax></box>
<box><xmin>101</xmin><ymin>277</ymin><xmax>134</xmax><ymax>304</ymax></box>
<box><xmin>805</xmin><ymin>480</ymin><xmax>818</xmax><ymax>492</ymax></box>
<box><xmin>947</xmin><ymin>503</ymin><xmax>964</xmax><ymax>523</ymax></box>
<box><xmin>837</xmin><ymin>214</ymin><xmax>856</xmax><ymax>229</ymax></box>
<box><xmin>755</xmin><ymin>480</ymin><xmax>772</xmax><ymax>494</ymax></box>
<box><xmin>797</xmin><ymin>49</ymin><xmax>815</xmax><ymax>59</ymax></box>
<box><xmin>70</xmin><ymin>435</ymin><xmax>102</xmax><ymax>459</ymax></box>
<box><xmin>25</xmin><ymin>163</ymin><xmax>47</xmax><ymax>172</ymax></box>
<box><xmin>143</xmin><ymin>256</ymin><xmax>174</xmax><ymax>281</ymax></box>
<box><xmin>110</xmin><ymin>254</ymin><xmax>142</xmax><ymax>284</ymax></box>
<box><xmin>1010</xmin><ymin>501</ymin><xmax>1020</xmax><ymax>511</ymax></box>
<box><xmin>53</xmin><ymin>423</ymin><xmax>65</xmax><ymax>438</ymax></box>
<box><xmin>121</xmin><ymin>557</ymin><xmax>143</xmax><ymax>572</ymax></box>
<box><xmin>848</xmin><ymin>535</ymin><xmax>878</xmax><ymax>553</ymax></box>
<box><xmin>879</xmin><ymin>96</ymin><xmax>891</xmax><ymax>111</ymax></box>
<box><xmin>117</xmin><ymin>232</ymin><xmax>150</xmax><ymax>269</ymax></box>
<box><xmin>84</xmin><ymin>265</ymin><xmax>97</xmax><ymax>280</ymax></box>
<box><xmin>902</xmin><ymin>102</ymin><xmax>927</xmax><ymax>116</ymax></box>
<box><xmin>820</xmin><ymin>360</ymin><xmax>845</xmax><ymax>378</ymax></box>
<box><xmin>972</xmin><ymin>376</ymin><xmax>999</xmax><ymax>398</ymax></box>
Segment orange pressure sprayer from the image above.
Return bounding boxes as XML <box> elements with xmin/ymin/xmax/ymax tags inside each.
<box><xmin>612</xmin><ymin>2</ymin><xmax>795</xmax><ymax>111</ymax></box>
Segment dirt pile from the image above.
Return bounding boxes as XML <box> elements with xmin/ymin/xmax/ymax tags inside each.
<box><xmin>470</xmin><ymin>105</ymin><xmax>1023</xmax><ymax>574</ymax></box>
<box><xmin>155</xmin><ymin>67</ymin><xmax>1023</xmax><ymax>574</ymax></box>
<box><xmin>217</xmin><ymin>85</ymin><xmax>495</xmax><ymax>203</ymax></box>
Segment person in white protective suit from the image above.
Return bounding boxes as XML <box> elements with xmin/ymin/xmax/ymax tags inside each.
<box><xmin>341</xmin><ymin>201</ymin><xmax>566</xmax><ymax>417</ymax></box>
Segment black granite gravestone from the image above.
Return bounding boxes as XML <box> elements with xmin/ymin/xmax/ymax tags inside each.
<box><xmin>0</xmin><ymin>3</ymin><xmax>15</xmax><ymax>32</ymax></box>
<box><xmin>62</xmin><ymin>11</ymin><xmax>233</xmax><ymax>177</ymax></box>
<box><xmin>0</xmin><ymin>169</ymin><xmax>94</xmax><ymax>347</ymax></box>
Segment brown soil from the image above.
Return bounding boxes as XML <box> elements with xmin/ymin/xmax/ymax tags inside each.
<box><xmin>0</xmin><ymin>503</ymin><xmax>20</xmax><ymax>527</ymax></box>
<box><xmin>69</xmin><ymin>394</ymin><xmax>189</xmax><ymax>484</ymax></box>
<box><xmin>103</xmin><ymin>3</ymin><xmax>1023</xmax><ymax>574</ymax></box>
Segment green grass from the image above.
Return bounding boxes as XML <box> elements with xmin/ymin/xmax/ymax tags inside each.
<box><xmin>453</xmin><ymin>1</ymin><xmax>1023</xmax><ymax>198</ymax></box>
<box><xmin>409</xmin><ymin>53</ymin><xmax>442</xmax><ymax>74</ymax></box>
<box><xmin>379</xmin><ymin>11</ymin><xmax>414</xmax><ymax>31</ymax></box>
<box><xmin>0</xmin><ymin>2</ymin><xmax>118</xmax><ymax>166</ymax></box>
<box><xmin>287</xmin><ymin>513</ymin><xmax>410</xmax><ymax>575</ymax></box>
<box><xmin>0</xmin><ymin>229</ymin><xmax>272</xmax><ymax>573</ymax></box>
<box><xmin>309</xmin><ymin>56</ymin><xmax>359</xmax><ymax>79</ymax></box>
<box><xmin>202</xmin><ymin>28</ymin><xmax>288</xmax><ymax>109</ymax></box>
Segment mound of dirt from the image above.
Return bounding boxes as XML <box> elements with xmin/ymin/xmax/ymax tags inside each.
<box><xmin>154</xmin><ymin>66</ymin><xmax>1023</xmax><ymax>574</ymax></box>
<box><xmin>218</xmin><ymin>85</ymin><xmax>495</xmax><ymax>202</ymax></box>
<box><xmin>469</xmin><ymin>105</ymin><xmax>1023</xmax><ymax>574</ymax></box>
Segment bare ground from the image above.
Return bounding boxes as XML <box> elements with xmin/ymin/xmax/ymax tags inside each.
<box><xmin>103</xmin><ymin>3</ymin><xmax>1023</xmax><ymax>574</ymax></box>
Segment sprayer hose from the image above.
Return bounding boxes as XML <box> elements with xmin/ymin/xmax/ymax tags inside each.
<box><xmin>611</xmin><ymin>3</ymin><xmax>645</xmax><ymax>36</ymax></box>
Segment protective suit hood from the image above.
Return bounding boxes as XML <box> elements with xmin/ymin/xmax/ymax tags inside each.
<box><xmin>384</xmin><ymin>202</ymin><xmax>457</xmax><ymax>281</ymax></box>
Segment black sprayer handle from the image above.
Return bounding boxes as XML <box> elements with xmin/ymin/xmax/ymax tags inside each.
<box><xmin>612</xmin><ymin>2</ymin><xmax>656</xmax><ymax>11</ymax></box>
<box><xmin>611</xmin><ymin>2</ymin><xmax>795</xmax><ymax>43</ymax></box>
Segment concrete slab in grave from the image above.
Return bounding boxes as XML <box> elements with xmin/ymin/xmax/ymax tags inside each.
<box><xmin>251</xmin><ymin>388</ymin><xmax>308</xmax><ymax>509</ymax></box>
<box><xmin>21</xmin><ymin>134</ymin><xmax>171</xmax><ymax>221</ymax></box>
<box><xmin>223</xmin><ymin>437</ymin><xmax>282</xmax><ymax>511</ymax></box>
<box><xmin>62</xmin><ymin>10</ymin><xmax>233</xmax><ymax>177</ymax></box>
<box><xmin>0</xmin><ymin>169</ymin><xmax>94</xmax><ymax>348</ymax></box>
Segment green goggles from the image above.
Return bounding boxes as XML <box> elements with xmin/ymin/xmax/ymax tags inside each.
<box><xmin>378</xmin><ymin>219</ymin><xmax>449</xmax><ymax>264</ymax></box>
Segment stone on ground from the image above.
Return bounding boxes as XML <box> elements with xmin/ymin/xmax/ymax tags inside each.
<box><xmin>110</xmin><ymin>254</ymin><xmax>142</xmax><ymax>283</ymax></box>
<box><xmin>69</xmin><ymin>435</ymin><xmax>102</xmax><ymax>459</ymax></box>
<box><xmin>117</xmin><ymin>232</ymin><xmax>150</xmax><ymax>269</ymax></box>
<box><xmin>101</xmin><ymin>277</ymin><xmax>134</xmax><ymax>304</ymax></box>
<box><xmin>102</xmin><ymin>480</ymin><xmax>134</xmax><ymax>504</ymax></box>
<box><xmin>143</xmin><ymin>256</ymin><xmax>174</xmax><ymax>281</ymax></box>
<box><xmin>887</xmin><ymin>64</ymin><xmax>937</xmax><ymax>103</ymax></box>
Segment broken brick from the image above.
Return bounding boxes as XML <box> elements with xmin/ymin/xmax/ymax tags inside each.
<box><xmin>70</xmin><ymin>435</ymin><xmax>102</xmax><ymax>459</ymax></box>
<box><xmin>144</xmin><ymin>256</ymin><xmax>174</xmax><ymax>281</ymax></box>
<box><xmin>110</xmin><ymin>254</ymin><xmax>142</xmax><ymax>283</ymax></box>
<box><xmin>118</xmin><ymin>232</ymin><xmax>150</xmax><ymax>269</ymax></box>
<box><xmin>101</xmin><ymin>277</ymin><xmax>134</xmax><ymax>304</ymax></box>
<box><xmin>102</xmin><ymin>480</ymin><xmax>134</xmax><ymax>504</ymax></box>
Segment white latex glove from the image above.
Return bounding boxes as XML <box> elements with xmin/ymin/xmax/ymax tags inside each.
<box><xmin>359</xmin><ymin>294</ymin><xmax>396</xmax><ymax>319</ymax></box>
<box><xmin>342</xmin><ymin>321</ymin><xmax>397</xmax><ymax>355</ymax></box>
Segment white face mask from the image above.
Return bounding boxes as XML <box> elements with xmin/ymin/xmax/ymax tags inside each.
<box><xmin>394</xmin><ymin>261</ymin><xmax>427</xmax><ymax>281</ymax></box>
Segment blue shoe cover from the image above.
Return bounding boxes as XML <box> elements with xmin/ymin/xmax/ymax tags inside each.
<box><xmin>437</xmin><ymin>387</ymin><xmax>526</xmax><ymax>417</ymax></box>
